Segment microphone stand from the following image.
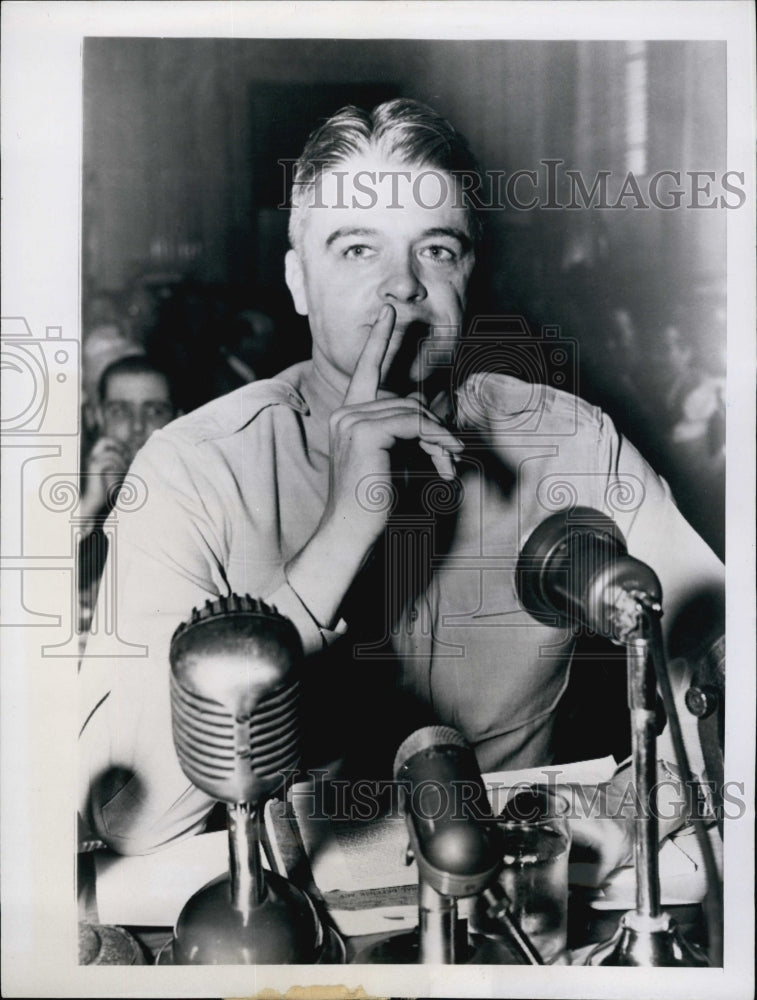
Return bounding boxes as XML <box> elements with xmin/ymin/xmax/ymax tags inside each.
<box><xmin>418</xmin><ymin>879</ymin><xmax>457</xmax><ymax>964</ymax></box>
<box><xmin>515</xmin><ymin>508</ymin><xmax>722</xmax><ymax>966</ymax></box>
<box><xmin>227</xmin><ymin>803</ymin><xmax>266</xmax><ymax>916</ymax></box>
<box><xmin>162</xmin><ymin>800</ymin><xmax>338</xmax><ymax>965</ymax></box>
<box><xmin>354</xmin><ymin>863</ymin><xmax>542</xmax><ymax>965</ymax></box>
<box><xmin>588</xmin><ymin>603</ymin><xmax>709</xmax><ymax>967</ymax></box>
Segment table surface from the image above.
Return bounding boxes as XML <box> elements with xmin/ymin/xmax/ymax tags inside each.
<box><xmin>79</xmin><ymin>843</ymin><xmax>709</xmax><ymax>967</ymax></box>
<box><xmin>77</xmin><ymin>791</ymin><xmax>716</xmax><ymax>965</ymax></box>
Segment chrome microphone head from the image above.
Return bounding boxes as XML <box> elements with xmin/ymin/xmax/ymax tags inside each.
<box><xmin>161</xmin><ymin>594</ymin><xmax>345</xmax><ymax>965</ymax></box>
<box><xmin>354</xmin><ymin>726</ymin><xmax>513</xmax><ymax>965</ymax></box>
<box><xmin>169</xmin><ymin>594</ymin><xmax>302</xmax><ymax>804</ymax></box>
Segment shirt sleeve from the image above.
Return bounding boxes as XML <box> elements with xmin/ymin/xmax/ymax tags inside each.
<box><xmin>461</xmin><ymin>374</ymin><xmax>724</xmax><ymax>785</ymax></box>
<box><xmin>77</xmin><ymin>426</ymin><xmax>338</xmax><ymax>855</ymax></box>
<box><xmin>78</xmin><ymin>433</ymin><xmax>228</xmax><ymax>853</ymax></box>
<box><xmin>596</xmin><ymin>409</ymin><xmax>725</xmax><ymax>784</ymax></box>
<box><xmin>598</xmin><ymin>410</ymin><xmax>724</xmax><ymax>660</ymax></box>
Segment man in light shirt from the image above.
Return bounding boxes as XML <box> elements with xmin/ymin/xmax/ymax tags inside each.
<box><xmin>79</xmin><ymin>100</ymin><xmax>724</xmax><ymax>881</ymax></box>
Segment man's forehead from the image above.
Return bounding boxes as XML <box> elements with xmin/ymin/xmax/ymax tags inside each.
<box><xmin>105</xmin><ymin>371</ymin><xmax>170</xmax><ymax>400</ymax></box>
<box><xmin>306</xmin><ymin>154</ymin><xmax>472</xmax><ymax>228</ymax></box>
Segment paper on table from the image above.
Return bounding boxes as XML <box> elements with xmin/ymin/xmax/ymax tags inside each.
<box><xmin>289</xmin><ymin>756</ymin><xmax>619</xmax><ymax>937</ymax></box>
<box><xmin>296</xmin><ymin>810</ymin><xmax>412</xmax><ymax>895</ymax></box>
<box><xmin>483</xmin><ymin>755</ymin><xmax>618</xmax><ymax>814</ymax></box>
<box><xmin>91</xmin><ymin>756</ymin><xmax>620</xmax><ymax>929</ymax></box>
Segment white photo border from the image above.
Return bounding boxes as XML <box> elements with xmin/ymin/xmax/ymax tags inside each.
<box><xmin>1</xmin><ymin>2</ymin><xmax>754</xmax><ymax>998</ymax></box>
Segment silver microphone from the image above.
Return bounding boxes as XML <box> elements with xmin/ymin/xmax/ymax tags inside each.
<box><xmin>354</xmin><ymin>726</ymin><xmax>543</xmax><ymax>964</ymax></box>
<box><xmin>169</xmin><ymin>593</ymin><xmax>302</xmax><ymax>805</ymax></box>
<box><xmin>158</xmin><ymin>594</ymin><xmax>343</xmax><ymax>965</ymax></box>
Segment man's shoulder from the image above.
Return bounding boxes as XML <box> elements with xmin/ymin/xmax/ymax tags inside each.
<box><xmin>456</xmin><ymin>372</ymin><xmax>604</xmax><ymax>437</ymax></box>
<box><xmin>161</xmin><ymin>364</ymin><xmax>311</xmax><ymax>446</ymax></box>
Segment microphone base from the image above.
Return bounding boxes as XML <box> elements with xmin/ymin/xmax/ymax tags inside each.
<box><xmin>352</xmin><ymin>927</ymin><xmax>517</xmax><ymax>965</ymax></box>
<box><xmin>586</xmin><ymin>911</ymin><xmax>709</xmax><ymax>967</ymax></box>
<box><xmin>157</xmin><ymin>870</ymin><xmax>345</xmax><ymax>965</ymax></box>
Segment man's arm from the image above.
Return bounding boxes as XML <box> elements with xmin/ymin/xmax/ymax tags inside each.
<box><xmin>285</xmin><ymin>303</ymin><xmax>463</xmax><ymax>630</ymax></box>
<box><xmin>77</xmin><ymin>435</ymin><xmax>131</xmax><ymax>523</ymax></box>
<box><xmin>78</xmin><ymin>436</ymin><xmax>234</xmax><ymax>854</ymax></box>
<box><xmin>79</xmin><ymin>306</ymin><xmax>464</xmax><ymax>855</ymax></box>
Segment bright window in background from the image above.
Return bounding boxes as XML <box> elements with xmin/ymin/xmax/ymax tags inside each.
<box><xmin>624</xmin><ymin>40</ymin><xmax>649</xmax><ymax>175</ymax></box>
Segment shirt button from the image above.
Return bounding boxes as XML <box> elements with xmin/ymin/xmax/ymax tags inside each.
<box><xmin>410</xmin><ymin>609</ymin><xmax>419</xmax><ymax>622</ymax></box>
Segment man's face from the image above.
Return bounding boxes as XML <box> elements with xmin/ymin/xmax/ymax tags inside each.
<box><xmin>285</xmin><ymin>153</ymin><xmax>476</xmax><ymax>398</ymax></box>
<box><xmin>98</xmin><ymin>371</ymin><xmax>174</xmax><ymax>460</ymax></box>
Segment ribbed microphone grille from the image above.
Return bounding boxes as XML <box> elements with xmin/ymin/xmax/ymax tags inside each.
<box><xmin>170</xmin><ymin>673</ymin><xmax>300</xmax><ymax>802</ymax></box>
<box><xmin>393</xmin><ymin>725</ymin><xmax>469</xmax><ymax>780</ymax></box>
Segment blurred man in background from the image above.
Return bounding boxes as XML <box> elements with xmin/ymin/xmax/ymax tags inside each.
<box><xmin>78</xmin><ymin>355</ymin><xmax>179</xmax><ymax>633</ymax></box>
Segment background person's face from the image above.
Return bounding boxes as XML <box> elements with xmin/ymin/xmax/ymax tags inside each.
<box><xmin>286</xmin><ymin>153</ymin><xmax>476</xmax><ymax>398</ymax></box>
<box><xmin>99</xmin><ymin>371</ymin><xmax>174</xmax><ymax>459</ymax></box>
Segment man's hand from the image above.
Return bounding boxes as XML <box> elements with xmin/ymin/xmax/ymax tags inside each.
<box><xmin>563</xmin><ymin>768</ymin><xmax>691</xmax><ymax>889</ymax></box>
<box><xmin>319</xmin><ymin>303</ymin><xmax>464</xmax><ymax>550</ymax></box>
<box><xmin>285</xmin><ymin>303</ymin><xmax>463</xmax><ymax>631</ymax></box>
<box><xmin>567</xmin><ymin>810</ymin><xmax>635</xmax><ymax>888</ymax></box>
<box><xmin>78</xmin><ymin>436</ymin><xmax>131</xmax><ymax>521</ymax></box>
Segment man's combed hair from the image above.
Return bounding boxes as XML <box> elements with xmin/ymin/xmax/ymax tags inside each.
<box><xmin>288</xmin><ymin>98</ymin><xmax>484</xmax><ymax>250</ymax></box>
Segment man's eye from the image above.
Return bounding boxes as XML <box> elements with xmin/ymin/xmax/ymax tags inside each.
<box><xmin>419</xmin><ymin>245</ymin><xmax>457</xmax><ymax>262</ymax></box>
<box><xmin>105</xmin><ymin>403</ymin><xmax>130</xmax><ymax>420</ymax></box>
<box><xmin>144</xmin><ymin>403</ymin><xmax>173</xmax><ymax>421</ymax></box>
<box><xmin>343</xmin><ymin>245</ymin><xmax>376</xmax><ymax>259</ymax></box>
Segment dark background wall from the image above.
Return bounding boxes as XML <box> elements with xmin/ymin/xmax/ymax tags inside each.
<box><xmin>82</xmin><ymin>38</ymin><xmax>727</xmax><ymax>557</ymax></box>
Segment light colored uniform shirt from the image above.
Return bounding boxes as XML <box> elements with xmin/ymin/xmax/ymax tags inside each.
<box><xmin>79</xmin><ymin>360</ymin><xmax>723</xmax><ymax>854</ymax></box>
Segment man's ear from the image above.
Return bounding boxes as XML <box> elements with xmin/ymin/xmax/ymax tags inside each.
<box><xmin>285</xmin><ymin>249</ymin><xmax>308</xmax><ymax>317</ymax></box>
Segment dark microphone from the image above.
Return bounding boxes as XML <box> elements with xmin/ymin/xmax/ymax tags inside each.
<box><xmin>518</xmin><ymin>511</ymin><xmax>720</xmax><ymax>967</ymax></box>
<box><xmin>393</xmin><ymin>726</ymin><xmax>502</xmax><ymax>899</ymax></box>
<box><xmin>381</xmin><ymin>725</ymin><xmax>543</xmax><ymax>965</ymax></box>
<box><xmin>516</xmin><ymin>506</ymin><xmax>662</xmax><ymax>641</ymax></box>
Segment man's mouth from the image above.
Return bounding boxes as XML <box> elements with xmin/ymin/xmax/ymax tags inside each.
<box><xmin>380</xmin><ymin>320</ymin><xmax>455</xmax><ymax>396</ymax></box>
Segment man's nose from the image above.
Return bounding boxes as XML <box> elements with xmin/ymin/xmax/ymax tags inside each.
<box><xmin>130</xmin><ymin>428</ymin><xmax>146</xmax><ymax>454</ymax></box>
<box><xmin>378</xmin><ymin>253</ymin><xmax>427</xmax><ymax>304</ymax></box>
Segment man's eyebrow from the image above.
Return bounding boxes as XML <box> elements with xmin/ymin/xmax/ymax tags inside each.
<box><xmin>325</xmin><ymin>227</ymin><xmax>379</xmax><ymax>248</ymax></box>
<box><xmin>421</xmin><ymin>227</ymin><xmax>473</xmax><ymax>251</ymax></box>
<box><xmin>325</xmin><ymin>226</ymin><xmax>473</xmax><ymax>251</ymax></box>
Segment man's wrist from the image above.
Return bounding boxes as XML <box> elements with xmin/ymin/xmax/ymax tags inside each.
<box><xmin>286</xmin><ymin>574</ymin><xmax>348</xmax><ymax>647</ymax></box>
<box><xmin>285</xmin><ymin>521</ymin><xmax>371</xmax><ymax>628</ymax></box>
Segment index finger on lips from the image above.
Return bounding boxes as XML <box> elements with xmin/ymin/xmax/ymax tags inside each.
<box><xmin>343</xmin><ymin>303</ymin><xmax>395</xmax><ymax>406</ymax></box>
